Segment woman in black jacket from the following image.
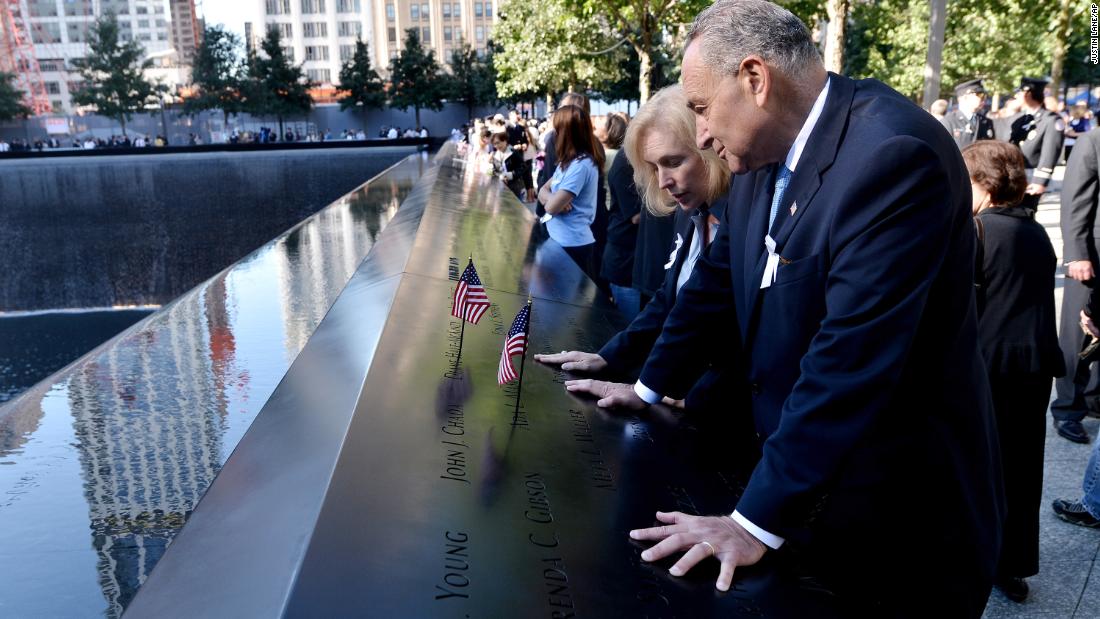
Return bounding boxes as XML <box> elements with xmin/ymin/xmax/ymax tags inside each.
<box><xmin>964</xmin><ymin>140</ymin><xmax>1065</xmax><ymax>603</ymax></box>
<box><xmin>534</xmin><ymin>85</ymin><xmax>730</xmax><ymax>409</ymax></box>
<box><xmin>600</xmin><ymin>113</ymin><xmax>645</xmax><ymax>319</ymax></box>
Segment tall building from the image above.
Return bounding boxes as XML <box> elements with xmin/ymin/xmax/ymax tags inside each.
<box><xmin>11</xmin><ymin>0</ymin><xmax>188</xmax><ymax>115</ymax></box>
<box><xmin>252</xmin><ymin>0</ymin><xmax>373</xmax><ymax>87</ymax></box>
<box><xmin>249</xmin><ymin>0</ymin><xmax>498</xmax><ymax>89</ymax></box>
<box><xmin>169</xmin><ymin>0</ymin><xmax>200</xmax><ymax>66</ymax></box>
<box><xmin>0</xmin><ymin>1</ymin><xmax>52</xmax><ymax>114</ymax></box>
<box><xmin>0</xmin><ymin>7</ymin><xmax>10</xmax><ymax>72</ymax></box>
<box><xmin>371</xmin><ymin>0</ymin><xmax>498</xmax><ymax>73</ymax></box>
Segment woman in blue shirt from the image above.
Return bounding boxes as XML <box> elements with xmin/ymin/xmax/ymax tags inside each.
<box><xmin>537</xmin><ymin>104</ymin><xmax>606</xmax><ymax>278</ymax></box>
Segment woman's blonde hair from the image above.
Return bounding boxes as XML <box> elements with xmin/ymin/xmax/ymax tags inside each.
<box><xmin>624</xmin><ymin>84</ymin><xmax>729</xmax><ymax>216</ymax></box>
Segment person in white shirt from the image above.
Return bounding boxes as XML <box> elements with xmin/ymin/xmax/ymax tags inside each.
<box><xmin>467</xmin><ymin>128</ymin><xmax>494</xmax><ymax>175</ymax></box>
<box><xmin>387</xmin><ymin>127</ymin><xmax>398</xmax><ymax>139</ymax></box>
<box><xmin>489</xmin><ymin>132</ymin><xmax>531</xmax><ymax>198</ymax></box>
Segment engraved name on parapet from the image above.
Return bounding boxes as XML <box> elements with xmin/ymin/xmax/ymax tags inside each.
<box><xmin>435</xmin><ymin>530</ymin><xmax>471</xmax><ymax>601</ymax></box>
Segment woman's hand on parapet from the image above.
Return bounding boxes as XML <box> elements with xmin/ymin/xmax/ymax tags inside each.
<box><xmin>534</xmin><ymin>350</ymin><xmax>607</xmax><ymax>373</ymax></box>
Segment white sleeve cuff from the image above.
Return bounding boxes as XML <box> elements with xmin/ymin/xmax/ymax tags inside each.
<box><xmin>633</xmin><ymin>381</ymin><xmax>662</xmax><ymax>405</ymax></box>
<box><xmin>731</xmin><ymin>510</ymin><xmax>785</xmax><ymax>549</ymax></box>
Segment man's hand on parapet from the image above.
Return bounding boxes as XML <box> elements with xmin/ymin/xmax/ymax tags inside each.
<box><xmin>630</xmin><ymin>511</ymin><xmax>767</xmax><ymax>592</ymax></box>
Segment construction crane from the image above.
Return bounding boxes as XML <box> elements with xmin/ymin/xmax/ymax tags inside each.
<box><xmin>0</xmin><ymin>0</ymin><xmax>51</xmax><ymax>115</ymax></box>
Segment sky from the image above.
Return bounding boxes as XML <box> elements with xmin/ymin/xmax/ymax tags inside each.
<box><xmin>198</xmin><ymin>1</ymin><xmax>250</xmax><ymax>41</ymax></box>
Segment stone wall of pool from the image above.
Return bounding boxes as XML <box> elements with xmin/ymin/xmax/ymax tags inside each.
<box><xmin>0</xmin><ymin>145</ymin><xmax>416</xmax><ymax>312</ymax></box>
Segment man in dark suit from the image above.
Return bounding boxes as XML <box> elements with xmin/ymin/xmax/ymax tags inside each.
<box><xmin>1052</xmin><ymin>127</ymin><xmax>1100</xmax><ymax>444</ymax></box>
<box><xmin>597</xmin><ymin>1</ymin><xmax>1004</xmax><ymax>615</ymax></box>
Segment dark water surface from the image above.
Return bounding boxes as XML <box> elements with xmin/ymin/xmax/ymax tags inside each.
<box><xmin>0</xmin><ymin>310</ymin><xmax>154</xmax><ymax>405</ymax></box>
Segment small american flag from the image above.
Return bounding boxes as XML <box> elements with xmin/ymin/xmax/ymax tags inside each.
<box><xmin>451</xmin><ymin>260</ymin><xmax>491</xmax><ymax>324</ymax></box>
<box><xmin>498</xmin><ymin>303</ymin><xmax>531</xmax><ymax>385</ymax></box>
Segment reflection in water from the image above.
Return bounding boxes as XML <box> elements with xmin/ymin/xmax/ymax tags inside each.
<box><xmin>0</xmin><ymin>309</ymin><xmax>154</xmax><ymax>405</ymax></box>
<box><xmin>0</xmin><ymin>159</ymin><xmax>422</xmax><ymax>618</ymax></box>
<box><xmin>68</xmin><ymin>301</ymin><xmax>223</xmax><ymax>614</ymax></box>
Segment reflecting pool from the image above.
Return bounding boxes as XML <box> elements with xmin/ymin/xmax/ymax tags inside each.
<box><xmin>0</xmin><ymin>309</ymin><xmax>154</xmax><ymax>405</ymax></box>
<box><xmin>0</xmin><ymin>154</ymin><xmax>426</xmax><ymax>617</ymax></box>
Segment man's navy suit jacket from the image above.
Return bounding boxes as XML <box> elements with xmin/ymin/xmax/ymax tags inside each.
<box><xmin>638</xmin><ymin>74</ymin><xmax>1004</xmax><ymax>599</ymax></box>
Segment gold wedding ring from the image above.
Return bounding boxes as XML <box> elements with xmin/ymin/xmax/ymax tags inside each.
<box><xmin>700</xmin><ymin>540</ymin><xmax>716</xmax><ymax>557</ymax></box>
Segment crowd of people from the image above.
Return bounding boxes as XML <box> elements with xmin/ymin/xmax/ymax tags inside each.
<box><xmin>0</xmin><ymin>124</ymin><xmax>430</xmax><ymax>154</ymax></box>
<box><xmin>378</xmin><ymin>125</ymin><xmax>429</xmax><ymax>139</ymax></box>
<box><xmin>223</xmin><ymin>125</ymin><xmax>429</xmax><ymax>143</ymax></box>
<box><xmin>0</xmin><ymin>137</ymin><xmax>64</xmax><ymax>151</ymax></box>
<box><xmin>0</xmin><ymin>134</ymin><xmax>172</xmax><ymax>151</ymax></box>
<box><xmin>457</xmin><ymin>0</ymin><xmax>1098</xmax><ymax>614</ymax></box>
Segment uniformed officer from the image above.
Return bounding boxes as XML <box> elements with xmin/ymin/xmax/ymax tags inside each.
<box><xmin>1011</xmin><ymin>77</ymin><xmax>1065</xmax><ymax>212</ymax></box>
<box><xmin>941</xmin><ymin>78</ymin><xmax>995</xmax><ymax>150</ymax></box>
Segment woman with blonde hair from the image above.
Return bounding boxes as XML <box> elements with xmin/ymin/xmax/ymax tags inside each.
<box><xmin>537</xmin><ymin>84</ymin><xmax>735</xmax><ymax>419</ymax></box>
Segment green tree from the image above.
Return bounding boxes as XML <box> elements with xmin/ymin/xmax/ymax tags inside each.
<box><xmin>841</xmin><ymin>0</ymin><xmax>1056</xmax><ymax>101</ymax></box>
<box><xmin>841</xmin><ymin>0</ymin><xmax>927</xmax><ymax>98</ymax></box>
<box><xmin>387</xmin><ymin>28</ymin><xmax>446</xmax><ymax>129</ymax></box>
<box><xmin>70</xmin><ymin>12</ymin><xmax>154</xmax><ymax>136</ymax></box>
<box><xmin>185</xmin><ymin>24</ymin><xmax>246</xmax><ymax>126</ymax></box>
<box><xmin>494</xmin><ymin>0</ymin><xmax>621</xmax><ymax>104</ymax></box>
<box><xmin>481</xmin><ymin>41</ymin><xmax>502</xmax><ymax>106</ymax></box>
<box><xmin>1062</xmin><ymin>17</ymin><xmax>1098</xmax><ymax>100</ymax></box>
<box><xmin>591</xmin><ymin>40</ymin><xmax>677</xmax><ymax>109</ymax></box>
<box><xmin>246</xmin><ymin>26</ymin><xmax>313</xmax><ymax>138</ymax></box>
<box><xmin>339</xmin><ymin>38</ymin><xmax>387</xmax><ymax>130</ymax></box>
<box><xmin>446</xmin><ymin>41</ymin><xmax>497</xmax><ymax>119</ymax></box>
<box><xmin>570</xmin><ymin>0</ymin><xmax>708</xmax><ymax>104</ymax></box>
<box><xmin>592</xmin><ymin>46</ymin><xmax>641</xmax><ymax>106</ymax></box>
<box><xmin>1049</xmin><ymin>0</ymin><xmax>1084</xmax><ymax>95</ymax></box>
<box><xmin>0</xmin><ymin>72</ymin><xmax>31</xmax><ymax>121</ymax></box>
<box><xmin>777</xmin><ymin>0</ymin><xmax>828</xmax><ymax>26</ymax></box>
<box><xmin>942</xmin><ymin>0</ymin><xmax>1057</xmax><ymax>98</ymax></box>
<box><xmin>823</xmin><ymin>0</ymin><xmax>851</xmax><ymax>73</ymax></box>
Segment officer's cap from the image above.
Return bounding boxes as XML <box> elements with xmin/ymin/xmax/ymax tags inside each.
<box><xmin>1017</xmin><ymin>77</ymin><xmax>1048</xmax><ymax>98</ymax></box>
<box><xmin>954</xmin><ymin>79</ymin><xmax>985</xmax><ymax>98</ymax></box>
